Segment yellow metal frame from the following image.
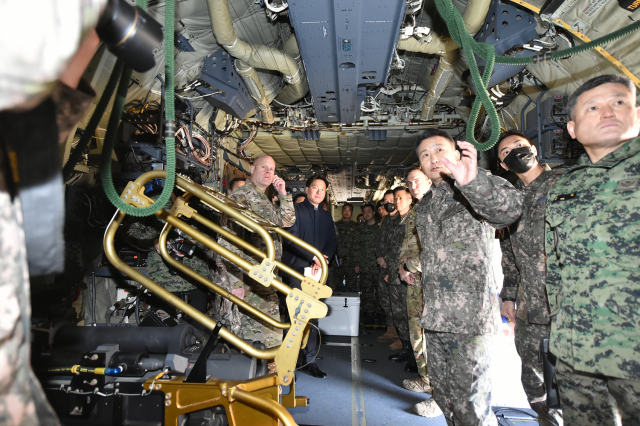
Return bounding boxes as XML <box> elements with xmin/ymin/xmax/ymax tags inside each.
<box><xmin>103</xmin><ymin>171</ymin><xmax>335</xmax><ymax>426</ymax></box>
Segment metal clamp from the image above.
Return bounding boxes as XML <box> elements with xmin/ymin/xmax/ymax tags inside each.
<box><xmin>248</xmin><ymin>258</ymin><xmax>276</xmax><ymax>287</ymax></box>
<box><xmin>301</xmin><ymin>276</ymin><xmax>332</xmax><ymax>300</ymax></box>
<box><xmin>120</xmin><ymin>182</ymin><xmax>154</xmax><ymax>208</ymax></box>
<box><xmin>170</xmin><ymin>197</ymin><xmax>196</xmax><ymax>218</ymax></box>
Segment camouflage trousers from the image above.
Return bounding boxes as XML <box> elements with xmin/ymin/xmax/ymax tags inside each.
<box><xmin>514</xmin><ymin>319</ymin><xmax>563</xmax><ymax>426</ymax></box>
<box><xmin>0</xmin><ymin>192</ymin><xmax>58</xmax><ymax>426</ymax></box>
<box><xmin>407</xmin><ymin>283</ymin><xmax>427</xmax><ymax>380</ymax></box>
<box><xmin>328</xmin><ymin>265</ymin><xmax>358</xmax><ymax>292</ymax></box>
<box><xmin>389</xmin><ymin>282</ymin><xmax>409</xmax><ymax>341</ymax></box>
<box><xmin>426</xmin><ymin>331</ymin><xmax>497</xmax><ymax>426</ymax></box>
<box><xmin>377</xmin><ymin>269</ymin><xmax>393</xmax><ymax>327</ymax></box>
<box><xmin>556</xmin><ymin>359</ymin><xmax>640</xmax><ymax>425</ymax></box>
<box><xmin>359</xmin><ymin>271</ymin><xmax>378</xmax><ymax>314</ymax></box>
<box><xmin>213</xmin><ymin>287</ymin><xmax>283</xmax><ymax>349</ymax></box>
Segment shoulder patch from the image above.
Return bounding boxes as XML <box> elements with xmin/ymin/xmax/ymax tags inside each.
<box><xmin>617</xmin><ymin>178</ymin><xmax>639</xmax><ymax>192</ymax></box>
<box><xmin>552</xmin><ymin>193</ymin><xmax>577</xmax><ymax>202</ymax></box>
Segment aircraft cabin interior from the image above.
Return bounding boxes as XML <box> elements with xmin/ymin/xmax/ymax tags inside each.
<box><xmin>1</xmin><ymin>0</ymin><xmax>639</xmax><ymax>424</ymax></box>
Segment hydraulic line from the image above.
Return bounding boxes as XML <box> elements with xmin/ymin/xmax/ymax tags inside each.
<box><xmin>433</xmin><ymin>0</ymin><xmax>640</xmax><ymax>150</ymax></box>
<box><xmin>99</xmin><ymin>0</ymin><xmax>177</xmax><ymax>216</ymax></box>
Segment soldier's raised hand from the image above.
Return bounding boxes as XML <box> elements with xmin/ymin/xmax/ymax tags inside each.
<box><xmin>441</xmin><ymin>141</ymin><xmax>478</xmax><ymax>186</ymax></box>
<box><xmin>272</xmin><ymin>176</ymin><xmax>287</xmax><ymax>195</ymax></box>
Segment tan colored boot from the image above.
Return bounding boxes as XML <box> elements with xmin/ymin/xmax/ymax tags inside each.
<box><xmin>389</xmin><ymin>338</ymin><xmax>403</xmax><ymax>350</ymax></box>
<box><xmin>402</xmin><ymin>377</ymin><xmax>433</xmax><ymax>394</ymax></box>
<box><xmin>377</xmin><ymin>326</ymin><xmax>398</xmax><ymax>342</ymax></box>
<box><xmin>414</xmin><ymin>399</ymin><xmax>443</xmax><ymax>418</ymax></box>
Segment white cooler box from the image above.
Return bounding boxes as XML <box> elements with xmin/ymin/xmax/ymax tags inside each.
<box><xmin>317</xmin><ymin>292</ymin><xmax>360</xmax><ymax>336</ymax></box>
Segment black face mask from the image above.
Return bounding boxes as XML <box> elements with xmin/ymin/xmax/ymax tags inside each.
<box><xmin>503</xmin><ymin>146</ymin><xmax>537</xmax><ymax>174</ymax></box>
<box><xmin>384</xmin><ymin>202</ymin><xmax>396</xmax><ymax>213</ymax></box>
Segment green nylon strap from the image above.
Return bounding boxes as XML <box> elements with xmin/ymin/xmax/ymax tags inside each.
<box><xmin>100</xmin><ymin>0</ymin><xmax>177</xmax><ymax>216</ymax></box>
<box><xmin>433</xmin><ymin>0</ymin><xmax>640</xmax><ymax>150</ymax></box>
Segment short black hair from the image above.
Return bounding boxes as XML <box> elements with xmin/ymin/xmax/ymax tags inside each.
<box><xmin>496</xmin><ymin>130</ymin><xmax>531</xmax><ymax>159</ymax></box>
<box><xmin>228</xmin><ymin>177</ymin><xmax>246</xmax><ymax>190</ymax></box>
<box><xmin>567</xmin><ymin>74</ymin><xmax>635</xmax><ymax>120</ymax></box>
<box><xmin>357</xmin><ymin>214</ymin><xmax>364</xmax><ymax>219</ymax></box>
<box><xmin>293</xmin><ymin>193</ymin><xmax>306</xmax><ymax>202</ymax></box>
<box><xmin>384</xmin><ymin>189</ymin><xmax>394</xmax><ymax>196</ymax></box>
<box><xmin>393</xmin><ymin>186</ymin><xmax>411</xmax><ymax>196</ymax></box>
<box><xmin>362</xmin><ymin>203</ymin><xmax>375</xmax><ymax>212</ymax></box>
<box><xmin>305</xmin><ymin>174</ymin><xmax>328</xmax><ymax>188</ymax></box>
<box><xmin>343</xmin><ymin>203</ymin><xmax>353</xmax><ymax>210</ymax></box>
<box><xmin>415</xmin><ymin>128</ymin><xmax>455</xmax><ymax>156</ymax></box>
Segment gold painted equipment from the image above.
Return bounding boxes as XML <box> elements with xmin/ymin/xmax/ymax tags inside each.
<box><xmin>103</xmin><ymin>171</ymin><xmax>333</xmax><ymax>426</ymax></box>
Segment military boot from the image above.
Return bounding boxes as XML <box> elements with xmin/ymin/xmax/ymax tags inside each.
<box><xmin>404</xmin><ymin>356</ymin><xmax>418</xmax><ymax>373</ymax></box>
<box><xmin>388</xmin><ymin>339</ymin><xmax>412</xmax><ymax>362</ymax></box>
<box><xmin>377</xmin><ymin>326</ymin><xmax>398</xmax><ymax>342</ymax></box>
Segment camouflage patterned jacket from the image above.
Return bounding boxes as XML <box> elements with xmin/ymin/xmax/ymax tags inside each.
<box><xmin>335</xmin><ymin>220</ymin><xmax>357</xmax><ymax>265</ymax></box>
<box><xmin>399</xmin><ymin>204</ymin><xmax>422</xmax><ymax>277</ymax></box>
<box><xmin>216</xmin><ymin>179</ymin><xmax>295</xmax><ymax>291</ymax></box>
<box><xmin>545</xmin><ymin>137</ymin><xmax>640</xmax><ymax>381</ymax></box>
<box><xmin>415</xmin><ymin>170</ymin><xmax>523</xmax><ymax>335</ymax></box>
<box><xmin>500</xmin><ymin>165</ymin><xmax>564</xmax><ymax>324</ymax></box>
<box><xmin>375</xmin><ymin>213</ymin><xmax>407</xmax><ymax>286</ymax></box>
<box><xmin>121</xmin><ymin>197</ymin><xmax>212</xmax><ymax>293</ymax></box>
<box><xmin>354</xmin><ymin>220</ymin><xmax>380</xmax><ymax>271</ymax></box>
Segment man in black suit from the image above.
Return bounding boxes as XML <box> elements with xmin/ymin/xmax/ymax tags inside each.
<box><xmin>282</xmin><ymin>174</ymin><xmax>337</xmax><ymax>378</ymax></box>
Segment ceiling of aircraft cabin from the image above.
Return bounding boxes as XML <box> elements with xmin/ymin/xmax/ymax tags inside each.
<box><xmin>80</xmin><ymin>0</ymin><xmax>640</xmax><ymax>200</ymax></box>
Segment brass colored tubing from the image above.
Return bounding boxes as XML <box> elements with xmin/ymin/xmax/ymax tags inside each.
<box><xmin>157</xmin><ymin>210</ymin><xmax>293</xmax><ymax>301</ymax></box>
<box><xmin>104</xmin><ymin>210</ymin><xmax>279</xmax><ymax>359</ymax></box>
<box><xmin>191</xmin><ymin>212</ymin><xmax>305</xmax><ymax>282</ymax></box>
<box><xmin>133</xmin><ymin>171</ymin><xmax>276</xmax><ymax>261</ymax></box>
<box><xmin>273</xmin><ymin>227</ymin><xmax>328</xmax><ymax>284</ymax></box>
<box><xmin>230</xmin><ymin>388</ymin><xmax>298</xmax><ymax>426</ymax></box>
<box><xmin>157</xmin><ymin>223</ymin><xmax>290</xmax><ymax>330</ymax></box>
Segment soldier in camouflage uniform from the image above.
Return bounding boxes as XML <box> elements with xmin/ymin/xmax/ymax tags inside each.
<box><xmin>544</xmin><ymin>75</ymin><xmax>640</xmax><ymax>424</ymax></box>
<box><xmin>0</xmin><ymin>22</ymin><xmax>102</xmax><ymax>425</ymax></box>
<box><xmin>214</xmin><ymin>155</ymin><xmax>295</xmax><ymax>348</ymax></box>
<box><xmin>354</xmin><ymin>203</ymin><xmax>379</xmax><ymax>322</ymax></box>
<box><xmin>397</xmin><ymin>168</ymin><xmax>436</xmax><ymax>415</ymax></box>
<box><xmin>121</xmin><ymin>191</ymin><xmax>213</xmax><ymax>331</ymax></box>
<box><xmin>495</xmin><ymin>130</ymin><xmax>564</xmax><ymax>426</ymax></box>
<box><xmin>375</xmin><ymin>190</ymin><xmax>398</xmax><ymax>341</ymax></box>
<box><xmin>330</xmin><ymin>203</ymin><xmax>357</xmax><ymax>291</ymax></box>
<box><xmin>376</xmin><ymin>188</ymin><xmax>411</xmax><ymax>353</ymax></box>
<box><xmin>414</xmin><ymin>129</ymin><xmax>523</xmax><ymax>422</ymax></box>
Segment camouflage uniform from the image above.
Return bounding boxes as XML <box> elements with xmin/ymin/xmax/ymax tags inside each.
<box><xmin>214</xmin><ymin>179</ymin><xmax>295</xmax><ymax>348</ymax></box>
<box><xmin>545</xmin><ymin>137</ymin><xmax>640</xmax><ymax>425</ymax></box>
<box><xmin>500</xmin><ymin>165</ymin><xmax>564</xmax><ymax>426</ymax></box>
<box><xmin>354</xmin><ymin>219</ymin><xmax>380</xmax><ymax>315</ymax></box>
<box><xmin>330</xmin><ymin>220</ymin><xmax>358</xmax><ymax>291</ymax></box>
<box><xmin>376</xmin><ymin>213</ymin><xmax>409</xmax><ymax>341</ymax></box>
<box><xmin>121</xmin><ymin>197</ymin><xmax>211</xmax><ymax>293</ymax></box>
<box><xmin>0</xmin><ymin>78</ymin><xmax>96</xmax><ymax>426</ymax></box>
<box><xmin>415</xmin><ymin>170</ymin><xmax>523</xmax><ymax>426</ymax></box>
<box><xmin>399</xmin><ymin>205</ymin><xmax>427</xmax><ymax>381</ymax></box>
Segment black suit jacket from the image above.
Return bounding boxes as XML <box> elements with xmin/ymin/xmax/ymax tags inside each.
<box><xmin>281</xmin><ymin>199</ymin><xmax>337</xmax><ymax>288</ymax></box>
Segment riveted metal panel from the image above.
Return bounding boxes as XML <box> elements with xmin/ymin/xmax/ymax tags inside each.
<box><xmin>289</xmin><ymin>0</ymin><xmax>406</xmax><ymax>123</ymax></box>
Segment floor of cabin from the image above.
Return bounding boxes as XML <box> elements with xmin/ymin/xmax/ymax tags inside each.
<box><xmin>287</xmin><ymin>321</ymin><xmax>539</xmax><ymax>426</ymax></box>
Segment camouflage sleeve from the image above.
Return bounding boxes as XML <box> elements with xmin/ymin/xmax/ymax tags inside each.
<box><xmin>119</xmin><ymin>217</ymin><xmax>159</xmax><ymax>249</ymax></box>
<box><xmin>51</xmin><ymin>79</ymin><xmax>95</xmax><ymax>144</ymax></box>
<box><xmin>456</xmin><ymin>170</ymin><xmax>524</xmax><ymax>229</ymax></box>
<box><xmin>398</xmin><ymin>209</ymin><xmax>421</xmax><ymax>273</ymax></box>
<box><xmin>277</xmin><ymin>193</ymin><xmax>296</xmax><ymax>228</ymax></box>
<box><xmin>374</xmin><ymin>220</ymin><xmax>386</xmax><ymax>259</ymax></box>
<box><xmin>544</xmin><ymin>220</ymin><xmax>560</xmax><ymax>316</ymax></box>
<box><xmin>499</xmin><ymin>228</ymin><xmax>519</xmax><ymax>299</ymax></box>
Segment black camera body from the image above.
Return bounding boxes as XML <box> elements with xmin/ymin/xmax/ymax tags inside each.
<box><xmin>166</xmin><ymin>239</ymin><xmax>196</xmax><ymax>275</ymax></box>
<box><xmin>96</xmin><ymin>0</ymin><xmax>163</xmax><ymax>72</ymax></box>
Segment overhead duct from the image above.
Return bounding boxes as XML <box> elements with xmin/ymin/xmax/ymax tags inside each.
<box><xmin>205</xmin><ymin>0</ymin><xmax>309</xmax><ymax>115</ymax></box>
<box><xmin>277</xmin><ymin>34</ymin><xmax>309</xmax><ymax>105</ymax></box>
<box><xmin>397</xmin><ymin>0</ymin><xmax>490</xmax><ymax>120</ymax></box>
<box><xmin>235</xmin><ymin>60</ymin><xmax>275</xmax><ymax>123</ymax></box>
